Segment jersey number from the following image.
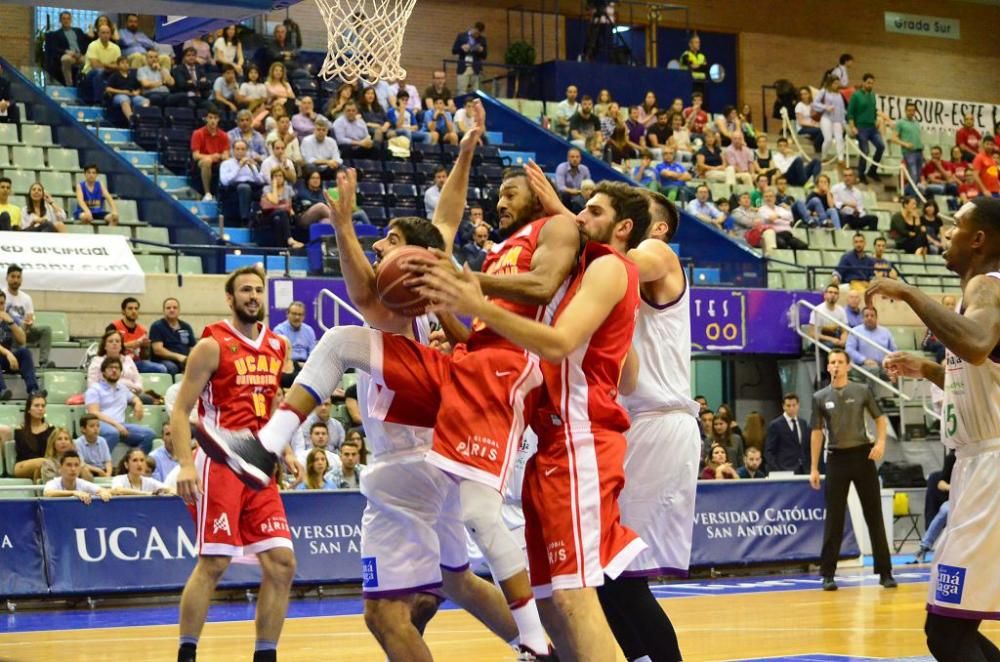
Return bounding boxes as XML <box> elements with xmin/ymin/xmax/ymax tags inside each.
<box><xmin>252</xmin><ymin>392</ymin><xmax>268</xmax><ymax>418</ymax></box>
<box><xmin>944</xmin><ymin>403</ymin><xmax>958</xmax><ymax>437</ymax></box>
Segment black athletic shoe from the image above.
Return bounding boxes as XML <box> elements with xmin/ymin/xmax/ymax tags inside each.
<box><xmin>880</xmin><ymin>573</ymin><xmax>898</xmax><ymax>589</ymax></box>
<box><xmin>859</xmin><ymin>173</ymin><xmax>869</xmax><ymax>185</ymax></box>
<box><xmin>868</xmin><ymin>171</ymin><xmax>882</xmax><ymax>183</ymax></box>
<box><xmin>193</xmin><ymin>421</ymin><xmax>276</xmax><ymax>490</ymax></box>
<box><xmin>822</xmin><ymin>577</ymin><xmax>838</xmax><ymax>591</ymax></box>
<box><xmin>517</xmin><ymin>644</ymin><xmax>559</xmax><ymax>661</ymax></box>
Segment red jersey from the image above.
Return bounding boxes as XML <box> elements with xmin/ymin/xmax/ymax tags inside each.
<box><xmin>533</xmin><ymin>242</ymin><xmax>640</xmax><ymax>438</ymax></box>
<box><xmin>921</xmin><ymin>159</ymin><xmax>955</xmax><ymax>182</ymax></box>
<box><xmin>973</xmin><ymin>152</ymin><xmax>999</xmax><ymax>194</ymax></box>
<box><xmin>956</xmin><ymin>127</ymin><xmax>981</xmax><ymax>154</ymax></box>
<box><xmin>111</xmin><ymin>319</ymin><xmax>147</xmax><ymax>361</ymax></box>
<box><xmin>468</xmin><ymin>216</ymin><xmax>566</xmax><ymax>351</ymax></box>
<box><xmin>198</xmin><ymin>321</ymin><xmax>286</xmax><ymax>432</ymax></box>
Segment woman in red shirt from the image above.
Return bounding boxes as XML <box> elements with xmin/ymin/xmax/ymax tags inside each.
<box><xmin>700</xmin><ymin>445</ymin><xmax>740</xmax><ymax>480</ymax></box>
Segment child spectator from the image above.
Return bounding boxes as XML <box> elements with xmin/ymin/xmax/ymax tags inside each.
<box><xmin>74</xmin><ymin>414</ymin><xmax>112</xmax><ymax>477</ymax></box>
<box><xmin>74</xmin><ymin>164</ymin><xmax>119</xmax><ymax>225</ymax></box>
<box><xmin>238</xmin><ymin>64</ymin><xmax>268</xmax><ymax>114</ymax></box>
<box><xmin>104</xmin><ymin>56</ymin><xmax>149</xmax><ymax>123</ymax></box>
<box><xmin>43</xmin><ymin>451</ymin><xmax>111</xmax><ymax>503</ymax></box>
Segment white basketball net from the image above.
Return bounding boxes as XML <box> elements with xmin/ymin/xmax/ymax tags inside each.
<box><xmin>314</xmin><ymin>0</ymin><xmax>417</xmax><ymax>85</ymax></box>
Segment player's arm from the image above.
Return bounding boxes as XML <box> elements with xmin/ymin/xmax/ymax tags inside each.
<box><xmin>619</xmin><ymin>346</ymin><xmax>639</xmax><ymax>396</ymax></box>
<box><xmin>171</xmin><ymin>337</ymin><xmax>220</xmax><ymax>503</ymax></box>
<box><xmin>475</xmin><ymin>214</ymin><xmax>581</xmax><ymax>305</ymax></box>
<box><xmin>867</xmin><ymin>274</ymin><xmax>1000</xmax><ymax>365</ymax></box>
<box><xmin>325</xmin><ymin>170</ymin><xmax>410</xmax><ymax>335</ymax></box>
<box><xmin>416</xmin><ymin>254</ymin><xmax>627</xmax><ymax>363</ymax></box>
<box><xmin>809</xmin><ymin>428</ymin><xmax>824</xmax><ymax>489</ymax></box>
<box><xmin>883</xmin><ymin>351</ymin><xmax>944</xmax><ymax>388</ymax></box>
<box><xmin>432</xmin><ymin>101</ymin><xmax>484</xmax><ymax>255</ymax></box>
<box><xmin>436</xmin><ymin>311</ymin><xmax>471</xmax><ymax>345</ymax></box>
<box><xmin>627</xmin><ymin>238</ymin><xmax>685</xmax><ymax>298</ymax></box>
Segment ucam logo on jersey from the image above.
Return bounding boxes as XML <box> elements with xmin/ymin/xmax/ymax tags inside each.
<box><xmin>361</xmin><ymin>556</ymin><xmax>379</xmax><ymax>588</ymax></box>
<box><xmin>934</xmin><ymin>564</ymin><xmax>966</xmax><ymax>604</ymax></box>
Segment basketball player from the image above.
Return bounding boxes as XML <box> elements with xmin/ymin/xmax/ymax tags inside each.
<box><xmin>199</xmin><ymin>101</ymin><xmax>573</xmax><ymax>657</ymax></box>
<box><xmin>321</xmin><ymin>167</ymin><xmax>524</xmax><ymax>660</ymax></box>
<box><xmin>411</xmin><ymin>181</ymin><xmax>652</xmax><ymax>661</ymax></box>
<box><xmin>870</xmin><ymin>197</ymin><xmax>1000</xmax><ymax>662</ymax></box>
<box><xmin>171</xmin><ymin>266</ymin><xmax>300</xmax><ymax>662</ymax></box>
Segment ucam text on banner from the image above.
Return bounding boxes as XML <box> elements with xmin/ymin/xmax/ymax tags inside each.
<box><xmin>0</xmin><ymin>231</ymin><xmax>145</xmax><ymax>294</ymax></box>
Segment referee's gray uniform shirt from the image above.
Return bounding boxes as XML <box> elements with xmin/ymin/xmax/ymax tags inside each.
<box><xmin>811</xmin><ymin>382</ymin><xmax>883</xmax><ymax>450</ymax></box>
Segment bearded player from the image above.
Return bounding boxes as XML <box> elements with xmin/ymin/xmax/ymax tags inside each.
<box><xmin>198</xmin><ymin>100</ymin><xmax>575</xmax><ymax>658</ymax></box>
<box><xmin>411</xmin><ymin>181</ymin><xmax>651</xmax><ymax>661</ymax></box>
<box><xmin>172</xmin><ymin>266</ymin><xmax>300</xmax><ymax>662</ymax></box>
<box><xmin>869</xmin><ymin>197</ymin><xmax>1000</xmax><ymax>662</ymax></box>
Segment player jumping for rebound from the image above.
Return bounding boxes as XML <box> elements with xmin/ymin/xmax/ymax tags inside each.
<box><xmin>870</xmin><ymin>197</ymin><xmax>1000</xmax><ymax>662</ymax></box>
<box><xmin>197</xmin><ymin>100</ymin><xmax>576</xmax><ymax>659</ymax></box>
<box><xmin>172</xmin><ymin>267</ymin><xmax>301</xmax><ymax>662</ymax></box>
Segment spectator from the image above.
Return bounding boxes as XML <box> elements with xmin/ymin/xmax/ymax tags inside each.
<box><xmin>73</xmin><ymin>164</ymin><xmax>119</xmax><ymax>225</ymax></box>
<box><xmin>773</xmin><ymin>176</ymin><xmax>812</xmax><ymax>226</ymax></box>
<box><xmin>80</xmin><ymin>24</ymin><xmax>120</xmax><ymax>103</ymax></box>
<box><xmin>238</xmin><ymin>64</ymin><xmax>267</xmax><ymax>114</ymax></box>
<box><xmin>40</xmin><ymin>427</ymin><xmax>89</xmax><ymax>483</ymax></box>
<box><xmin>593</xmin><ymin>89</ymin><xmax>613</xmax><ymax>118</ymax></box>
<box><xmin>461</xmin><ymin>224</ymin><xmax>493</xmax><ymax>272</ymax></box>
<box><xmin>260</xmin><ymin>139</ymin><xmax>298</xmax><ymax>186</ymax></box>
<box><xmin>829</xmin><ymin>53</ymin><xmax>854</xmax><ymax>95</ymax></box>
<box><xmin>266</xmin><ymin>111</ymin><xmax>304</xmax><ymax>172</ymax></box>
<box><xmin>149</xmin><ymin>298</ymin><xmax>195</xmax><ymax>375</ymax></box>
<box><xmin>343</xmin><ymin>381</ymin><xmax>362</xmax><ymax>428</ymax></box>
<box><xmin>700</xmin><ymin>445</ymin><xmax>739</xmax><ymax>480</ymax></box>
<box><xmin>948</xmin><ymin>145</ymin><xmax>969</xmax><ymax>181</ymax></box>
<box><xmin>357</xmin><ymin>87</ymin><xmax>392</xmax><ymax>143</ymax></box>
<box><xmin>890</xmin><ymin>196</ymin><xmax>929</xmax><ymax>255</ymax></box>
<box><xmin>722</xmin><ymin>131</ymin><xmax>756</xmax><ymax>186</ymax></box>
<box><xmin>300</xmin><ymin>117</ymin><xmax>342</xmax><ymax>179</ymax></box>
<box><xmin>423</xmin><ymin>166</ymin><xmax>448</xmax><ymax>217</ymax></box>
<box><xmin>0</xmin><ymin>177</ymin><xmax>20</xmax><ymax>231</ymax></box>
<box><xmin>756</xmin><ymin>189</ymin><xmax>806</xmax><ymax>253</ymax></box>
<box><xmin>921</xmin><ymin>146</ymin><xmax>959</xmax><ymax>197</ymax></box>
<box><xmin>688</xmin><ymin>184</ymin><xmax>729</xmax><ymax>231</ymax></box>
<box><xmin>920</xmin><ymin>200</ymin><xmax>946</xmax><ymax>254</ymax></box>
<box><xmin>913</xmin><ymin>449</ymin><xmax>955</xmax><ymax>564</ymax></box>
<box><xmin>814</xmin><ymin>74</ymin><xmax>846</xmax><ymax>171</ymax></box>
<box><xmin>329</xmin><ymin>438</ymin><xmax>366</xmax><ymax>488</ymax></box>
<box><xmin>806</xmin><ymin>283</ymin><xmax>848</xmax><ymax>347</ymax></box>
<box><xmin>111</xmin><ymin>448</ymin><xmax>170</xmax><ymax>495</ymax></box>
<box><xmin>920</xmin><ymin>295</ymin><xmax>957</xmax><ymax>364</ymax></box>
<box><xmin>118</xmin><ymin>14</ymin><xmax>167</xmax><ymax>68</ymax></box>
<box><xmin>832</xmin><ymin>233</ymin><xmax>877</xmax><ymax>287</ymax></box>
<box><xmin>889</xmin><ymin>102</ymin><xmax>925</xmax><ymax>196</ymax></box>
<box><xmin>274</xmin><ymin>301</ymin><xmax>317</xmax><ymax>383</ymax></box>
<box><xmin>0</xmin><ymin>290</ymin><xmax>40</xmax><ymax>400</ymax></box>
<box><xmin>387</xmin><ymin>90</ymin><xmax>430</xmax><ymax>144</ymax></box>
<box><xmin>171</xmin><ymin>47</ymin><xmax>211</xmax><ymax>107</ymax></box>
<box><xmin>695</xmin><ymin>129</ymin><xmax>732</xmax><ymax>185</ymax></box>
<box><xmin>846</xmin><ymin>73</ymin><xmax>884</xmax><ymax>184</ymax></box>
<box><xmin>181</xmin><ymin>33</ymin><xmax>212</xmax><ymax>67</ymax></box>
<box><xmin>870</xmin><ymin>237</ymin><xmax>898</xmax><ymax>279</ymax></box>
<box><xmin>220</xmin><ymin>139</ymin><xmax>265</xmax><ymax>225</ymax></box>
<box><xmin>631</xmin><ymin>153</ymin><xmax>656</xmax><ymax>188</ymax></box>
<box><xmin>682</xmin><ymin>91</ymin><xmax>709</xmax><ymax>135</ymax></box>
<box><xmin>602</xmin><ymin>125</ymin><xmax>637</xmax><ymax>169</ymax></box>
<box><xmin>290</xmin><ymin>95</ymin><xmax>318</xmax><ymax>141</ymax></box>
<box><xmin>636</xmin><ymin>91</ymin><xmax>658</xmax><ymax>129</ymax></box>
<box><xmin>452</xmin><ymin>96</ymin><xmax>480</xmax><ymax>139</ymax></box>
<box><xmin>388</xmin><ymin>78</ymin><xmax>420</xmax><ymax>113</ymax></box>
<box><xmin>794</xmin><ymin>87</ymin><xmax>824</xmax><ymax>153</ymax></box>
<box><xmin>645</xmin><ymin>111</ymin><xmax>672</xmax><ymax>148</ymax></box>
<box><xmin>729</xmin><ymin>192</ymin><xmax>757</xmax><ymax>241</ymax></box>
<box><xmin>191</xmin><ymin>107</ymin><xmax>229</xmax><ymax>201</ymax></box>
<box><xmin>85</xmin><ymin>356</ymin><xmax>155</xmax><ymax>453</ymax></box>
<box><xmin>326</xmin><ymin>81</ymin><xmax>357</xmax><ymax>119</ymax></box>
<box><xmin>264</xmin><ymin>23</ymin><xmax>300</xmax><ymax>73</ymax></box>
<box><xmin>680</xmin><ymin>34</ymin><xmax>708</xmax><ymax>100</ymax></box>
<box><xmin>452</xmin><ymin>22</ymin><xmax>487</xmax><ymax>93</ymax></box>
<box><xmin>295</xmin><ymin>447</ymin><xmax>336</xmax><ymax>490</ymax></box>
<box><xmin>655</xmin><ymin>146</ymin><xmax>693</xmax><ymax>203</ymax></box>
<box><xmin>3</xmin><ymin>266</ymin><xmax>53</xmax><ymax>369</ymax></box>
<box><xmin>108</xmin><ymin>297</ymin><xmax>166</xmax><ymax>374</ymax></box>
<box><xmin>800</xmin><ymin>174</ymin><xmax>840</xmax><ymax>229</ymax></box>
<box><xmin>334</xmin><ymin>102</ymin><xmax>378</xmax><ymax>158</ymax></box>
<box><xmin>423</xmin><ymin>97</ymin><xmax>459</xmax><ymax>146</ymax></box>
<box><xmin>568</xmin><ymin>95</ymin><xmax>601</xmax><ymax>149</ymax></box>
<box><xmin>75</xmin><ymin>413</ymin><xmax>111</xmax><ymax>477</ymax></box>
<box><xmin>749</xmin><ymin>173</ymin><xmax>770</xmax><ymax>208</ymax></box>
<box><xmin>294</xmin><ymin>420</ymin><xmax>340</xmax><ymax>468</ymax></box>
<box><xmin>742</xmin><ymin>411</ymin><xmax>766</xmax><ymax>453</ymax></box>
<box><xmin>764</xmin><ymin>393</ymin><xmax>811</xmax><ymax>474</ymax></box>
<box><xmin>50</xmin><ymin>11</ymin><xmax>88</xmax><ymax>87</ymax></box>
<box><xmin>832</xmin><ymin>168</ymin><xmax>878</xmax><ymax>230</ymax></box>
<box><xmin>136</xmin><ymin>49</ymin><xmax>182</xmax><ymax>109</ymax></box>
<box><xmin>22</xmin><ymin>183</ymin><xmax>67</xmax><ymax>233</ymax></box>
<box><xmin>698</xmin><ymin>408</ymin><xmax>714</xmax><ymax>448</ymax></box>
<box><xmin>715</xmin><ymin>105</ymin><xmax>749</xmax><ymax>147</ymax></box>
<box><xmin>213</xmin><ymin>25</ymin><xmax>244</xmax><ymax>76</ymax></box>
<box><xmin>955</xmin><ymin>112</ymin><xmax>981</xmax><ymax>162</ymax></box>
<box><xmin>599</xmin><ymin>101</ymin><xmax>621</xmax><ymax>139</ymax></box>
<box><xmin>773</xmin><ymin>136</ymin><xmax>821</xmax><ymax>188</ymax></box>
<box><xmin>737</xmin><ymin>447</ymin><xmax>768</xmax><ymax>479</ymax></box>
<box><xmin>0</xmin><ymin>63</ymin><xmax>18</xmax><ymax>126</ymax></box>
<box><xmin>554</xmin><ymin>85</ymin><xmax>579</xmax><ymax>137</ymax></box>
<box><xmin>844</xmin><ymin>289</ymin><xmax>864</xmax><ymax>328</ymax></box>
<box><xmin>261</xmin><ymin>168</ymin><xmax>303</xmax><ymax>249</ymax></box>
<box><xmin>972</xmin><ymin>135</ymin><xmax>999</xmax><ymax>197</ymax></box>
<box><xmin>554</xmin><ymin>148</ymin><xmax>591</xmax><ymax>213</ymax></box>
<box><xmin>265</xmin><ymin>61</ymin><xmax>296</xmax><ymax>114</ymax></box>
<box><xmin>296</xmin><ymin>397</ymin><xmax>346</xmax><ymax>455</ymax></box>
<box><xmin>299</xmin><ymin>168</ymin><xmax>362</xmax><ymax>226</ymax></box>
<box><xmin>103</xmin><ymin>54</ymin><xmax>149</xmax><ymax>123</ymax></box>
<box><xmin>709</xmin><ymin>416</ymin><xmax>745</xmax><ymax>468</ymax></box>
<box><xmin>958</xmin><ymin>168</ymin><xmax>980</xmax><ymax>204</ymax></box>
<box><xmin>846</xmin><ymin>306</ymin><xmax>896</xmax><ymax>378</ymax></box>
<box><xmin>212</xmin><ymin>64</ymin><xmax>240</xmax><ymax>119</ymax></box>
<box><xmin>422</xmin><ymin>70</ymin><xmax>455</xmax><ymax>112</ymax></box>
<box><xmin>43</xmin><ymin>451</ymin><xmax>111</xmax><ymax>503</ymax></box>
<box><xmin>148</xmin><ymin>422</ymin><xmax>179</xmax><ymax>482</ymax></box>
<box><xmin>754</xmin><ymin>134</ymin><xmax>777</xmax><ymax>182</ymax></box>
<box><xmin>13</xmin><ymin>394</ymin><xmax>54</xmax><ymax>479</ymax></box>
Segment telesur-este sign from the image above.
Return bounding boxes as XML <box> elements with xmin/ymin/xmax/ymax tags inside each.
<box><xmin>884</xmin><ymin>12</ymin><xmax>960</xmax><ymax>40</ymax></box>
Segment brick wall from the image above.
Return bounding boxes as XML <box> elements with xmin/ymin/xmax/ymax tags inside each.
<box><xmin>0</xmin><ymin>6</ymin><xmax>35</xmax><ymax>69</ymax></box>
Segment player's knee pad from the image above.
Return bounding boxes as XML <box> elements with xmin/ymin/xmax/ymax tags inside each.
<box><xmin>460</xmin><ymin>482</ymin><xmax>524</xmax><ymax>581</ymax></box>
<box><xmin>295</xmin><ymin>325</ymin><xmax>373</xmax><ymax>399</ymax></box>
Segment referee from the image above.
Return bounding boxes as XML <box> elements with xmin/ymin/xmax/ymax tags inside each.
<box><xmin>809</xmin><ymin>348</ymin><xmax>896</xmax><ymax>591</ymax></box>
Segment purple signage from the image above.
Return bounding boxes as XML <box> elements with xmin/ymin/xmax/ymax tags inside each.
<box><xmin>268</xmin><ymin>279</ymin><xmax>821</xmax><ymax>356</ymax></box>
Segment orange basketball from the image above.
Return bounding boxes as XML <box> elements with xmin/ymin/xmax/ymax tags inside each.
<box><xmin>375</xmin><ymin>246</ymin><xmax>434</xmax><ymax>316</ymax></box>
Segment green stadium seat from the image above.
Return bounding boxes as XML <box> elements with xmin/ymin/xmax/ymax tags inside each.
<box><xmin>66</xmin><ymin>223</ymin><xmax>95</xmax><ymax>235</ymax></box>
<box><xmin>784</xmin><ymin>271</ymin><xmax>809</xmax><ymax>290</ymax></box>
<box><xmin>767</xmin><ymin>272</ymin><xmax>784</xmax><ymax>289</ymax></box>
<box><xmin>498</xmin><ymin>98</ymin><xmax>521</xmax><ymax>112</ymax></box>
<box><xmin>11</xmin><ymin>146</ymin><xmax>48</xmax><ymax>170</ymax></box>
<box><xmin>34</xmin><ymin>311</ymin><xmax>71</xmax><ymax>344</ymax></box>
<box><xmin>520</xmin><ymin>100</ymin><xmax>544</xmax><ymax>121</ymax></box>
<box><xmin>0</xmin><ymin>405</ymin><xmax>22</xmax><ymax>428</ymax></box>
<box><xmin>341</xmin><ymin>373</ymin><xmax>358</xmax><ymax>391</ymax></box>
<box><xmin>174</xmin><ymin>255</ymin><xmax>203</xmax><ymax>274</ymax></box>
<box><xmin>43</xmin><ymin>371</ymin><xmax>86</xmax><ymax>403</ymax></box>
<box><xmin>0</xmin><ymin>124</ymin><xmax>18</xmax><ymax>145</ymax></box>
<box><xmin>900</xmin><ymin>263</ymin><xmax>927</xmax><ymax>276</ymax></box>
<box><xmin>707</xmin><ymin>182</ymin><xmax>731</xmax><ymax>200</ymax></box>
<box><xmin>875</xmin><ymin>211</ymin><xmax>892</xmax><ymax>231</ymax></box>
<box><xmin>2</xmin><ymin>439</ymin><xmax>14</xmax><ymax>476</ymax></box>
<box><xmin>822</xmin><ymin>251</ymin><xmax>842</xmax><ymax>267</ymax></box>
<box><xmin>93</xmin><ymin>476</ymin><xmax>113</xmax><ymax>487</ymax></box>
<box><xmin>47</xmin><ymin>148</ymin><xmax>80</xmax><ymax>172</ymax></box>
<box><xmin>896</xmin><ymin>252</ymin><xmax>925</xmax><ymax>264</ymax></box>
<box><xmin>116</xmin><ymin>199</ymin><xmax>139</xmax><ymax>223</ymax></box>
<box><xmin>38</xmin><ymin>171</ymin><xmax>74</xmax><ymax>198</ymax></box>
<box><xmin>807</xmin><ymin>229</ymin><xmax>836</xmax><ymax>250</ymax></box>
<box><xmin>135</xmin><ymin>226</ymin><xmax>171</xmax><ymax>253</ymax></box>
<box><xmin>769</xmin><ymin>249</ymin><xmax>796</xmax><ymax>269</ymax></box>
<box><xmin>127</xmin><ymin>404</ymin><xmax>164</xmax><ymax>432</ymax></box>
<box><xmin>0</xmin><ymin>477</ymin><xmax>36</xmax><ymax>498</ymax></box>
<box><xmin>331</xmin><ymin>404</ymin><xmax>351</xmax><ymax>430</ymax></box>
<box><xmin>135</xmin><ymin>254</ymin><xmax>166</xmax><ymax>273</ymax></box>
<box><xmin>795</xmin><ymin>250</ymin><xmax>822</xmax><ymax>267</ymax></box>
<box><xmin>21</xmin><ymin>124</ymin><xmax>53</xmax><ymax>146</ymax></box>
<box><xmin>46</xmin><ymin>404</ymin><xmax>76</xmax><ymax>435</ymax></box>
<box><xmin>926</xmin><ymin>265</ymin><xmax>952</xmax><ymax>276</ymax></box>
<box><xmin>0</xmin><ymin>147</ymin><xmax>10</xmax><ymax>168</ymax></box>
<box><xmin>5</xmin><ymin>169</ymin><xmax>36</xmax><ymax>194</ymax></box>
<box><xmin>914</xmin><ymin>276</ymin><xmax>943</xmax><ymax>290</ymax></box>
<box><xmin>142</xmin><ymin>373</ymin><xmax>173</xmax><ymax>396</ymax></box>
<box><xmin>860</xmin><ymin>230</ymin><xmax>882</xmax><ymax>246</ymax></box>
<box><xmin>889</xmin><ymin>327</ymin><xmax>916</xmax><ymax>351</ymax></box>
<box><xmin>790</xmin><ymin>227</ymin><xmax>808</xmax><ymax>246</ymax></box>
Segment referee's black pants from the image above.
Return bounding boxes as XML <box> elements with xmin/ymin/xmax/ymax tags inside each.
<box><xmin>820</xmin><ymin>445</ymin><xmax>893</xmax><ymax>577</ymax></box>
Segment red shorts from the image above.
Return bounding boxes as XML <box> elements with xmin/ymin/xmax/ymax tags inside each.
<box><xmin>192</xmin><ymin>451</ymin><xmax>293</xmax><ymax>557</ymax></box>
<box><xmin>523</xmin><ymin>428</ymin><xmax>646</xmax><ymax>599</ymax></box>
<box><xmin>370</xmin><ymin>333</ymin><xmax>542</xmax><ymax>492</ymax></box>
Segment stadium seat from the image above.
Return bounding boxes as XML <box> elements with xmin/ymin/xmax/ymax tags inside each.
<box><xmin>0</xmin><ymin>406</ymin><xmax>21</xmax><ymax>429</ymax></box>
<box><xmin>142</xmin><ymin>373</ymin><xmax>173</xmax><ymax>396</ymax></box>
<box><xmin>341</xmin><ymin>373</ymin><xmax>358</xmax><ymax>390</ymax></box>
<box><xmin>0</xmin><ymin>477</ymin><xmax>35</xmax><ymax>498</ymax></box>
<box><xmin>795</xmin><ymin>250</ymin><xmax>822</xmax><ymax>267</ymax></box>
<box><xmin>12</xmin><ymin>146</ymin><xmax>49</xmax><ymax>170</ymax></box>
<box><xmin>21</xmin><ymin>124</ymin><xmax>53</xmax><ymax>146</ymax></box>
<box><xmin>822</xmin><ymin>251</ymin><xmax>842</xmax><ymax>267</ymax></box>
<box><xmin>135</xmin><ymin>226</ymin><xmax>171</xmax><ymax>253</ymax></box>
<box><xmin>914</xmin><ymin>276</ymin><xmax>942</xmax><ymax>290</ymax></box>
<box><xmin>34</xmin><ymin>312</ymin><xmax>71</xmax><ymax>344</ymax></box>
<box><xmin>889</xmin><ymin>327</ymin><xmax>916</xmax><ymax>351</ymax></box>
<box><xmin>767</xmin><ymin>272</ymin><xmax>784</xmax><ymax>289</ymax></box>
<box><xmin>136</xmin><ymin>254</ymin><xmax>166</xmax><ymax>273</ymax></box>
<box><xmin>0</xmin><ymin>124</ymin><xmax>18</xmax><ymax>145</ymax></box>
<box><xmin>2</xmin><ymin>439</ymin><xmax>14</xmax><ymax>477</ymax></box>
<box><xmin>116</xmin><ymin>199</ymin><xmax>140</xmax><ymax>224</ymax></box>
<box><xmin>175</xmin><ymin>256</ymin><xmax>204</xmax><ymax>274</ymax></box>
<box><xmin>99</xmin><ymin>225</ymin><xmax>133</xmax><ymax>239</ymax></box>
<box><xmin>6</xmin><ymin>169</ymin><xmax>37</xmax><ymax>194</ymax></box>
<box><xmin>127</xmin><ymin>404</ymin><xmax>164</xmax><ymax>432</ymax></box>
<box><xmin>784</xmin><ymin>272</ymin><xmax>809</xmax><ymax>290</ymax></box>
<box><xmin>43</xmin><ymin>371</ymin><xmax>86</xmax><ymax>404</ymax></box>
<box><xmin>38</xmin><ymin>171</ymin><xmax>75</xmax><ymax>198</ymax></box>
<box><xmin>807</xmin><ymin>229</ymin><xmax>836</xmax><ymax>250</ymax></box>
<box><xmin>769</xmin><ymin>249</ymin><xmax>797</xmax><ymax>268</ymax></box>
<box><xmin>46</xmin><ymin>404</ymin><xmax>77</xmax><ymax>435</ymax></box>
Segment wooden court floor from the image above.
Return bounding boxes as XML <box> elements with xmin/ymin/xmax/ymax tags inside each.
<box><xmin>1</xmin><ymin>581</ymin><xmax>997</xmax><ymax>661</ymax></box>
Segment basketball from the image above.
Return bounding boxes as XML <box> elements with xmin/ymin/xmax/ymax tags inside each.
<box><xmin>375</xmin><ymin>246</ymin><xmax>434</xmax><ymax>316</ymax></box>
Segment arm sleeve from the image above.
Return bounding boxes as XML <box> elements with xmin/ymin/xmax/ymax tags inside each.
<box><xmin>863</xmin><ymin>386</ymin><xmax>884</xmax><ymax>419</ymax></box>
<box><xmin>810</xmin><ymin>395</ymin><xmax>825</xmax><ymax>429</ymax></box>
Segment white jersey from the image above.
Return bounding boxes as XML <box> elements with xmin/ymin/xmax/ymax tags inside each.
<box><xmin>620</xmin><ymin>275</ymin><xmax>700</xmax><ymax>417</ymax></box>
<box><xmin>359</xmin><ymin>315</ymin><xmax>435</xmax><ymax>462</ymax></box>
<box><xmin>942</xmin><ymin>272</ymin><xmax>1000</xmax><ymax>450</ymax></box>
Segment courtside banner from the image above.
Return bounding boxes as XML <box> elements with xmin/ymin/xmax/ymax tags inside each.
<box><xmin>0</xmin><ymin>231</ymin><xmax>145</xmax><ymax>294</ymax></box>
<box><xmin>0</xmin><ymin>500</ymin><xmax>46</xmax><ymax>596</ymax></box>
<box><xmin>690</xmin><ymin>478</ymin><xmax>859</xmax><ymax>567</ymax></box>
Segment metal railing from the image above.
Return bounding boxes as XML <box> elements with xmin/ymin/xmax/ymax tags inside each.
<box><xmin>128</xmin><ymin>238</ymin><xmax>298</xmax><ymax>279</ymax></box>
<box><xmin>791</xmin><ymin>299</ymin><xmax>941</xmax><ymax>425</ymax></box>
<box><xmin>315</xmin><ymin>289</ymin><xmax>364</xmax><ymax>331</ymax></box>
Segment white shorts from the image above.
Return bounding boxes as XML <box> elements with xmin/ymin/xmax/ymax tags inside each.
<box><xmin>360</xmin><ymin>454</ymin><xmax>468</xmax><ymax>599</ymax></box>
<box><xmin>619</xmin><ymin>411</ymin><xmax>701</xmax><ymax>577</ymax></box>
<box><xmin>927</xmin><ymin>438</ymin><xmax>1000</xmax><ymax>620</ymax></box>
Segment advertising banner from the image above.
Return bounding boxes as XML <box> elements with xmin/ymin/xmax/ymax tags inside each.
<box><xmin>0</xmin><ymin>500</ymin><xmax>46</xmax><ymax>596</ymax></box>
<box><xmin>0</xmin><ymin>232</ymin><xmax>144</xmax><ymax>294</ymax></box>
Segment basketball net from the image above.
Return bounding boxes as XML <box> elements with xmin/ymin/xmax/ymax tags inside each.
<box><xmin>313</xmin><ymin>0</ymin><xmax>417</xmax><ymax>85</ymax></box>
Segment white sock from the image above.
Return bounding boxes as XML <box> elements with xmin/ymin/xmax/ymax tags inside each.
<box><xmin>260</xmin><ymin>405</ymin><xmax>307</xmax><ymax>455</ymax></box>
<box><xmin>510</xmin><ymin>598</ymin><xmax>547</xmax><ymax>653</ymax></box>
<box><xmin>633</xmin><ymin>656</ymin><xmax>652</xmax><ymax>662</ymax></box>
